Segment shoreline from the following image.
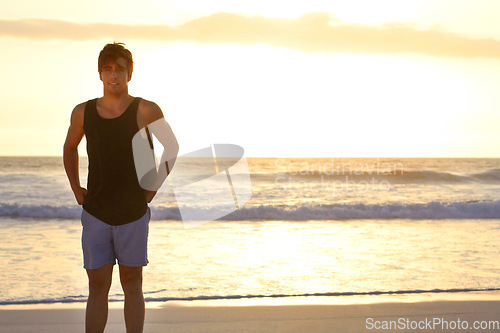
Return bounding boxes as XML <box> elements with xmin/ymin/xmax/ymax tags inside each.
<box><xmin>2</xmin><ymin>290</ymin><xmax>499</xmax><ymax>310</ymax></box>
<box><xmin>1</xmin><ymin>289</ymin><xmax>498</xmax><ymax>310</ymax></box>
<box><xmin>1</xmin><ymin>292</ymin><xmax>499</xmax><ymax>332</ymax></box>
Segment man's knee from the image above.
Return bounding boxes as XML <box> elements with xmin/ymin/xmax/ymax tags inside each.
<box><xmin>87</xmin><ymin>263</ymin><xmax>113</xmax><ymax>294</ymax></box>
<box><xmin>119</xmin><ymin>266</ymin><xmax>143</xmax><ymax>295</ymax></box>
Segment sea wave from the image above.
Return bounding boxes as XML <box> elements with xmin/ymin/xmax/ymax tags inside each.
<box><xmin>1</xmin><ymin>287</ymin><xmax>498</xmax><ymax>306</ymax></box>
<box><xmin>222</xmin><ymin>200</ymin><xmax>500</xmax><ymax>220</ymax></box>
<box><xmin>256</xmin><ymin>168</ymin><xmax>500</xmax><ymax>184</ymax></box>
<box><xmin>2</xmin><ymin>200</ymin><xmax>500</xmax><ymax>221</ymax></box>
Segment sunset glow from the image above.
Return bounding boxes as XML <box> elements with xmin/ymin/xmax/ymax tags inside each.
<box><xmin>1</xmin><ymin>0</ymin><xmax>499</xmax><ymax>156</ymax></box>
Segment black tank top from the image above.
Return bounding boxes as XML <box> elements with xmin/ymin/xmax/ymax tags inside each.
<box><xmin>82</xmin><ymin>97</ymin><xmax>148</xmax><ymax>226</ymax></box>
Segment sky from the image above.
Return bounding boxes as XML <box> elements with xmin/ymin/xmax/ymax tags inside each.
<box><xmin>1</xmin><ymin>0</ymin><xmax>499</xmax><ymax>157</ymax></box>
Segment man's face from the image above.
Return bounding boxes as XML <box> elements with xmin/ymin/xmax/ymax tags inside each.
<box><xmin>100</xmin><ymin>57</ymin><xmax>131</xmax><ymax>93</ymax></box>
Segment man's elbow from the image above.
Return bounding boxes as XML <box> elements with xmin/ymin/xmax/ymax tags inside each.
<box><xmin>165</xmin><ymin>143</ymin><xmax>179</xmax><ymax>170</ymax></box>
<box><xmin>173</xmin><ymin>141</ymin><xmax>179</xmax><ymax>156</ymax></box>
<box><xmin>63</xmin><ymin>142</ymin><xmax>78</xmax><ymax>155</ymax></box>
<box><xmin>166</xmin><ymin>140</ymin><xmax>179</xmax><ymax>158</ymax></box>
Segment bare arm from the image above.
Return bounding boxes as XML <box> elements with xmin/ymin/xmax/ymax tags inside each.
<box><xmin>138</xmin><ymin>100</ymin><xmax>179</xmax><ymax>203</ymax></box>
<box><xmin>63</xmin><ymin>103</ymin><xmax>87</xmax><ymax>205</ymax></box>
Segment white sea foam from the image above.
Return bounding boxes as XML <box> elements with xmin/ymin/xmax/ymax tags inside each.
<box><xmin>2</xmin><ymin>200</ymin><xmax>500</xmax><ymax>221</ymax></box>
<box><xmin>2</xmin><ymin>287</ymin><xmax>499</xmax><ymax>306</ymax></box>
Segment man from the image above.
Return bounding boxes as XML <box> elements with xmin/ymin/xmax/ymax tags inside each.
<box><xmin>63</xmin><ymin>42</ymin><xmax>178</xmax><ymax>333</ymax></box>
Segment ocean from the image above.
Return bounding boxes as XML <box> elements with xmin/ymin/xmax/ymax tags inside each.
<box><xmin>0</xmin><ymin>156</ymin><xmax>499</xmax><ymax>305</ymax></box>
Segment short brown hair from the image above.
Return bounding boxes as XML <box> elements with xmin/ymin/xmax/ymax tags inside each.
<box><xmin>98</xmin><ymin>42</ymin><xmax>134</xmax><ymax>79</ymax></box>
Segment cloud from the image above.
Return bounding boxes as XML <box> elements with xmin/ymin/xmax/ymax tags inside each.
<box><xmin>1</xmin><ymin>12</ymin><xmax>500</xmax><ymax>58</ymax></box>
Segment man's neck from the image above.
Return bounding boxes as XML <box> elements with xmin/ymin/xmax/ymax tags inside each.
<box><xmin>101</xmin><ymin>90</ymin><xmax>132</xmax><ymax>109</ymax></box>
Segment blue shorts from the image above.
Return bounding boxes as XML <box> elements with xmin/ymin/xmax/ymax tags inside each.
<box><xmin>81</xmin><ymin>207</ymin><xmax>151</xmax><ymax>269</ymax></box>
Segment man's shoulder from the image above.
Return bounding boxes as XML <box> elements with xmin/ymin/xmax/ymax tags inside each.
<box><xmin>74</xmin><ymin>97</ymin><xmax>99</xmax><ymax>111</ymax></box>
<box><xmin>137</xmin><ymin>98</ymin><xmax>164</xmax><ymax>123</ymax></box>
<box><xmin>138</xmin><ymin>98</ymin><xmax>161</xmax><ymax>112</ymax></box>
<box><xmin>73</xmin><ymin>101</ymin><xmax>88</xmax><ymax>113</ymax></box>
<box><xmin>70</xmin><ymin>100</ymin><xmax>93</xmax><ymax>125</ymax></box>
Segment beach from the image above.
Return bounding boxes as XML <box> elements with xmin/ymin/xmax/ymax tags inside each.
<box><xmin>1</xmin><ymin>157</ymin><xmax>500</xmax><ymax>331</ymax></box>
<box><xmin>1</xmin><ymin>293</ymin><xmax>499</xmax><ymax>332</ymax></box>
<box><xmin>4</xmin><ymin>0</ymin><xmax>500</xmax><ymax>328</ymax></box>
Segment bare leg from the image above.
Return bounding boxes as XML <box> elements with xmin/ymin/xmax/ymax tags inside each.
<box><xmin>86</xmin><ymin>263</ymin><xmax>114</xmax><ymax>333</ymax></box>
<box><xmin>119</xmin><ymin>265</ymin><xmax>145</xmax><ymax>333</ymax></box>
